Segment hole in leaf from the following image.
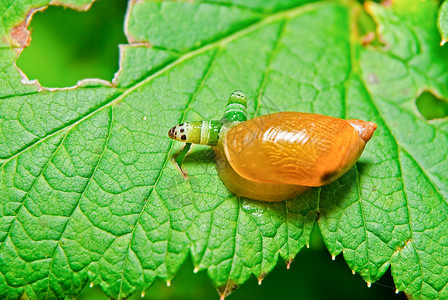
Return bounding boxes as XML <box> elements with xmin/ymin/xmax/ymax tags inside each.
<box><xmin>416</xmin><ymin>90</ymin><xmax>448</xmax><ymax>120</ymax></box>
<box><xmin>16</xmin><ymin>0</ymin><xmax>127</xmax><ymax>88</ymax></box>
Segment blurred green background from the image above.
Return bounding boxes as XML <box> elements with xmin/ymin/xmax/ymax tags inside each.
<box><xmin>15</xmin><ymin>0</ymin><xmax>446</xmax><ymax>299</ymax></box>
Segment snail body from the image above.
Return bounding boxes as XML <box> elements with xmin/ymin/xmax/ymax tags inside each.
<box><xmin>168</xmin><ymin>91</ymin><xmax>377</xmax><ymax>202</ymax></box>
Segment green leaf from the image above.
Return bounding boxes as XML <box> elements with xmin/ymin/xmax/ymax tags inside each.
<box><xmin>1</xmin><ymin>0</ymin><xmax>447</xmax><ymax>299</ymax></box>
<box><xmin>438</xmin><ymin>0</ymin><xmax>448</xmax><ymax>45</ymax></box>
<box><xmin>359</xmin><ymin>1</ymin><xmax>448</xmax><ymax>298</ymax></box>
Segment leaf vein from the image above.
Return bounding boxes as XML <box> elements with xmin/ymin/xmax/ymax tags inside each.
<box><xmin>117</xmin><ymin>48</ymin><xmax>220</xmax><ymax>296</ymax></box>
<box><xmin>44</xmin><ymin>106</ymin><xmax>114</xmax><ymax>298</ymax></box>
<box><xmin>0</xmin><ymin>130</ymin><xmax>68</xmax><ymax>252</ymax></box>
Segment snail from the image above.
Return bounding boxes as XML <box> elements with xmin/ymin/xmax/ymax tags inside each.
<box><xmin>168</xmin><ymin>91</ymin><xmax>377</xmax><ymax>202</ymax></box>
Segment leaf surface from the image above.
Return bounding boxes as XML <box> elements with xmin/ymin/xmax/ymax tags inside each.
<box><xmin>0</xmin><ymin>0</ymin><xmax>447</xmax><ymax>299</ymax></box>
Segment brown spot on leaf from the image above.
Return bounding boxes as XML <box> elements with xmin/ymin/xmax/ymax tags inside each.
<box><xmin>8</xmin><ymin>6</ymin><xmax>46</xmax><ymax>48</ymax></box>
<box><xmin>361</xmin><ymin>32</ymin><xmax>375</xmax><ymax>46</ymax></box>
<box><xmin>10</xmin><ymin>19</ymin><xmax>31</xmax><ymax>48</ymax></box>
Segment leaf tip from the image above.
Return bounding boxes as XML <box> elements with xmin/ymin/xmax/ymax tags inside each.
<box><xmin>352</xmin><ymin>270</ymin><xmax>356</xmax><ymax>275</ymax></box>
<box><xmin>257</xmin><ymin>273</ymin><xmax>267</xmax><ymax>285</ymax></box>
<box><xmin>441</xmin><ymin>39</ymin><xmax>447</xmax><ymax>46</ymax></box>
<box><xmin>141</xmin><ymin>291</ymin><xmax>145</xmax><ymax>298</ymax></box>
<box><xmin>193</xmin><ymin>267</ymin><xmax>199</xmax><ymax>273</ymax></box>
<box><xmin>395</xmin><ymin>289</ymin><xmax>400</xmax><ymax>294</ymax></box>
<box><xmin>218</xmin><ymin>281</ymin><xmax>238</xmax><ymax>300</ymax></box>
<box><xmin>367</xmin><ymin>282</ymin><xmax>372</xmax><ymax>288</ymax></box>
<box><xmin>286</xmin><ymin>259</ymin><xmax>293</xmax><ymax>270</ymax></box>
<box><xmin>331</xmin><ymin>255</ymin><xmax>336</xmax><ymax>261</ymax></box>
<box><xmin>89</xmin><ymin>282</ymin><xmax>94</xmax><ymax>288</ymax></box>
<box><xmin>166</xmin><ymin>280</ymin><xmax>171</xmax><ymax>287</ymax></box>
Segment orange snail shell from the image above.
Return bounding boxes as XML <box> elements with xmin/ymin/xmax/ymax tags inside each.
<box><xmin>213</xmin><ymin>112</ymin><xmax>377</xmax><ymax>202</ymax></box>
